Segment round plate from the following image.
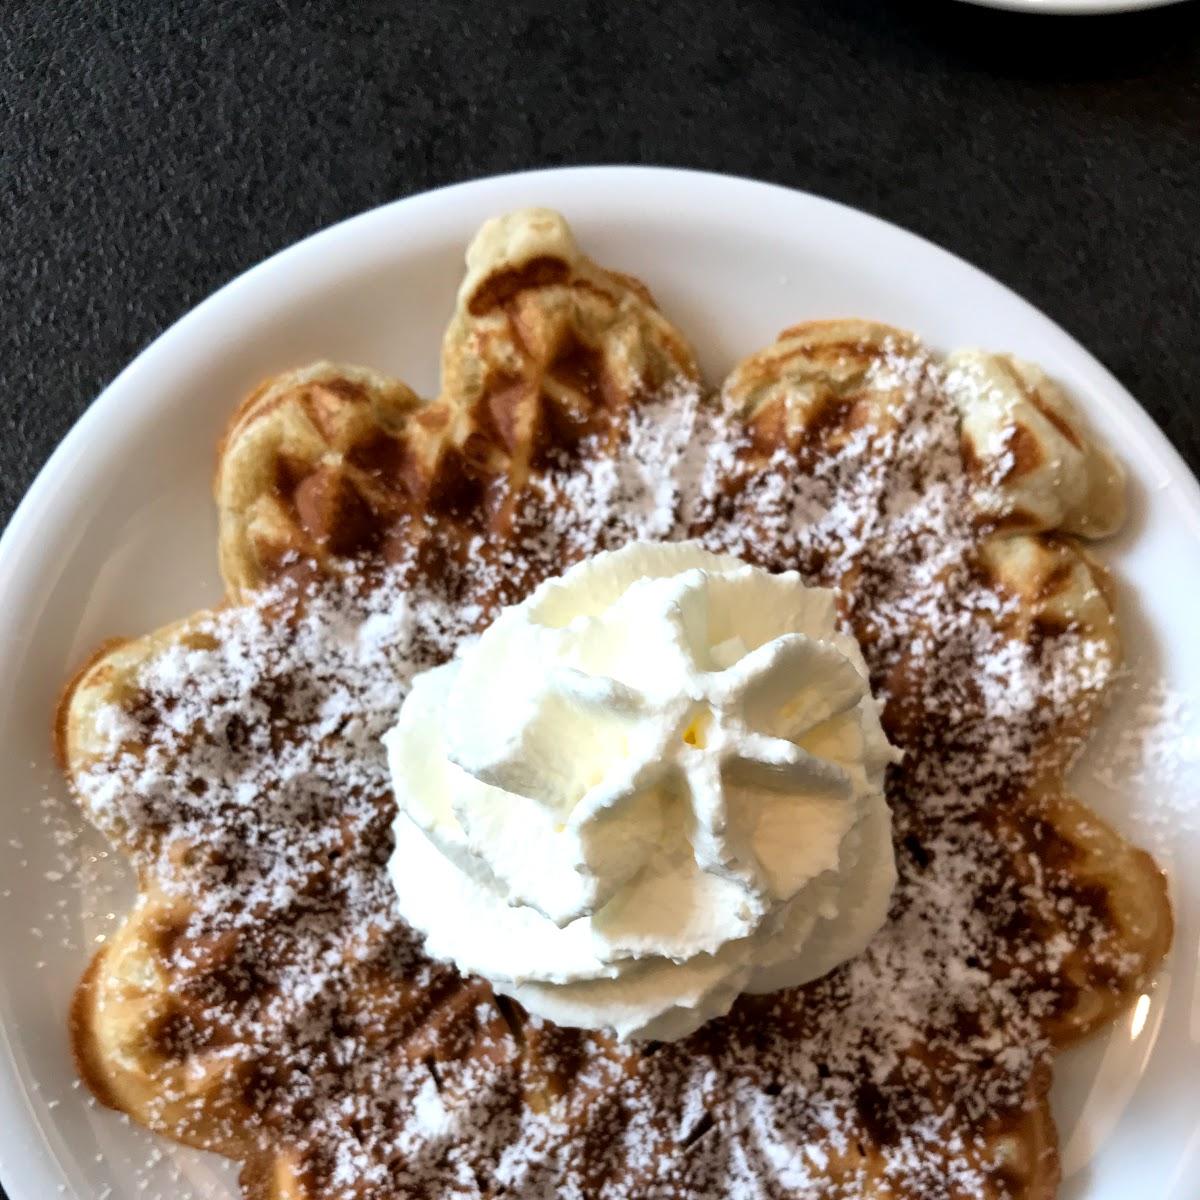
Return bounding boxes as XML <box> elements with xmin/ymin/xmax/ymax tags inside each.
<box><xmin>1</xmin><ymin>167</ymin><xmax>1198</xmax><ymax>1200</ymax></box>
<box><xmin>955</xmin><ymin>0</ymin><xmax>1189</xmax><ymax>12</ymax></box>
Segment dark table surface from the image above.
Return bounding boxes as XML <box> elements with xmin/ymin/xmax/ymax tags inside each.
<box><xmin>1</xmin><ymin>0</ymin><xmax>1198</xmax><ymax>1190</ymax></box>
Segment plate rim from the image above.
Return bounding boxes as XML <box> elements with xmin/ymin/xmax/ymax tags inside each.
<box><xmin>2</xmin><ymin>164</ymin><xmax>1198</xmax><ymax>1200</ymax></box>
<box><xmin>954</xmin><ymin>0</ymin><xmax>1190</xmax><ymax>14</ymax></box>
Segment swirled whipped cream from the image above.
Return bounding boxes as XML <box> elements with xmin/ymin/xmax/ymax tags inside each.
<box><xmin>384</xmin><ymin>542</ymin><xmax>898</xmax><ymax>1041</ymax></box>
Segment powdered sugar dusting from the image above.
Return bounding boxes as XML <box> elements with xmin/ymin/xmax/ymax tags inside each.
<box><xmin>68</xmin><ymin>340</ymin><xmax>1160</xmax><ymax>1199</ymax></box>
<box><xmin>1089</xmin><ymin>679</ymin><xmax>1200</xmax><ymax>840</ymax></box>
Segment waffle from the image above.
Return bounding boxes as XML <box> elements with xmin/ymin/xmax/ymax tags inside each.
<box><xmin>215</xmin><ymin>207</ymin><xmax>698</xmax><ymax>600</ymax></box>
<box><xmin>59</xmin><ymin>210</ymin><xmax>1170</xmax><ymax>1199</ymax></box>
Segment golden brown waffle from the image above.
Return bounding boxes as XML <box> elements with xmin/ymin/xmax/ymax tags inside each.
<box><xmin>215</xmin><ymin>208</ymin><xmax>698</xmax><ymax>600</ymax></box>
<box><xmin>60</xmin><ymin>212</ymin><xmax>1170</xmax><ymax>1199</ymax></box>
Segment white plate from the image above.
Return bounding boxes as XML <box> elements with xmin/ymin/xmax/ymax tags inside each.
<box><xmin>1</xmin><ymin>167</ymin><xmax>1198</xmax><ymax>1200</ymax></box>
<box><xmin>956</xmin><ymin>0</ymin><xmax>1189</xmax><ymax>13</ymax></box>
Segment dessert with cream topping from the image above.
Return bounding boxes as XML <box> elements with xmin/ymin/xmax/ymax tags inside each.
<box><xmin>58</xmin><ymin>209</ymin><xmax>1171</xmax><ymax>1200</ymax></box>
<box><xmin>385</xmin><ymin>542</ymin><xmax>898</xmax><ymax>1040</ymax></box>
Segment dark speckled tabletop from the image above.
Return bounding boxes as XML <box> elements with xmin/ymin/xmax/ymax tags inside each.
<box><xmin>1</xmin><ymin>0</ymin><xmax>1198</xmax><ymax>1192</ymax></box>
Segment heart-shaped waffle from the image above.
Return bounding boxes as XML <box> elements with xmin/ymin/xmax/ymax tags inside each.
<box><xmin>60</xmin><ymin>210</ymin><xmax>1170</xmax><ymax>1199</ymax></box>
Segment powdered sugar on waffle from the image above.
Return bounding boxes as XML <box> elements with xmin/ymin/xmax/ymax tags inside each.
<box><xmin>72</xmin><ymin>340</ymin><xmax>1149</xmax><ymax>1200</ymax></box>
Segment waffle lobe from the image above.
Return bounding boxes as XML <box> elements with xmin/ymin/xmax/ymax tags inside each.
<box><xmin>59</xmin><ymin>210</ymin><xmax>1170</xmax><ymax>1200</ymax></box>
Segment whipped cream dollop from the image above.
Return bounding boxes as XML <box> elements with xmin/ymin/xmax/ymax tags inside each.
<box><xmin>384</xmin><ymin>543</ymin><xmax>898</xmax><ymax>1041</ymax></box>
